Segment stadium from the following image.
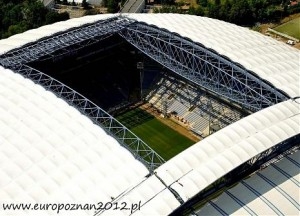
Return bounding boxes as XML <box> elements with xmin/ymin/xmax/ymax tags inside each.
<box><xmin>0</xmin><ymin>13</ymin><xmax>299</xmax><ymax>215</ymax></box>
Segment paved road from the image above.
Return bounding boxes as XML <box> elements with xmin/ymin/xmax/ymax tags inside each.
<box><xmin>120</xmin><ymin>0</ymin><xmax>144</xmax><ymax>13</ymax></box>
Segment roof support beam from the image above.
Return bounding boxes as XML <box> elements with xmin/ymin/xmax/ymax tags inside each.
<box><xmin>0</xmin><ymin>16</ymin><xmax>166</xmax><ymax>172</ymax></box>
<box><xmin>169</xmin><ymin>134</ymin><xmax>300</xmax><ymax>216</ymax></box>
<box><xmin>0</xmin><ymin>16</ymin><xmax>135</xmax><ymax>69</ymax></box>
<box><xmin>119</xmin><ymin>23</ymin><xmax>288</xmax><ymax>111</ymax></box>
<box><xmin>13</xmin><ymin>64</ymin><xmax>165</xmax><ymax>172</ymax></box>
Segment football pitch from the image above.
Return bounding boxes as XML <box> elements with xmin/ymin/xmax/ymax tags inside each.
<box><xmin>116</xmin><ymin>108</ymin><xmax>196</xmax><ymax>160</ymax></box>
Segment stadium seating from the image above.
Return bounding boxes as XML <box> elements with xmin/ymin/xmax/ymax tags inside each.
<box><xmin>146</xmin><ymin>72</ymin><xmax>244</xmax><ymax>137</ymax></box>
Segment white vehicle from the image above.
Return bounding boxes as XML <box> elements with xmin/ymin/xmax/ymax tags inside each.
<box><xmin>287</xmin><ymin>39</ymin><xmax>295</xmax><ymax>45</ymax></box>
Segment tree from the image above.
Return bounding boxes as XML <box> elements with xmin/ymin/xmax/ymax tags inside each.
<box><xmin>6</xmin><ymin>22</ymin><xmax>27</xmax><ymax>37</ymax></box>
<box><xmin>249</xmin><ymin>0</ymin><xmax>268</xmax><ymax>22</ymax></box>
<box><xmin>82</xmin><ymin>0</ymin><xmax>90</xmax><ymax>9</ymax></box>
<box><xmin>24</xmin><ymin>1</ymin><xmax>48</xmax><ymax>28</ymax></box>
<box><xmin>0</xmin><ymin>0</ymin><xmax>70</xmax><ymax>39</ymax></box>
<box><xmin>45</xmin><ymin>11</ymin><xmax>69</xmax><ymax>24</ymax></box>
<box><xmin>106</xmin><ymin>0</ymin><xmax>119</xmax><ymax>12</ymax></box>
<box><xmin>163</xmin><ymin>0</ymin><xmax>175</xmax><ymax>5</ymax></box>
<box><xmin>215</xmin><ymin>0</ymin><xmax>220</xmax><ymax>5</ymax></box>
<box><xmin>229</xmin><ymin>0</ymin><xmax>254</xmax><ymax>25</ymax></box>
<box><xmin>188</xmin><ymin>5</ymin><xmax>205</xmax><ymax>16</ymax></box>
<box><xmin>198</xmin><ymin>0</ymin><xmax>208</xmax><ymax>7</ymax></box>
<box><xmin>153</xmin><ymin>5</ymin><xmax>180</xmax><ymax>13</ymax></box>
<box><xmin>2</xmin><ymin>4</ymin><xmax>23</xmax><ymax>29</ymax></box>
<box><xmin>265</xmin><ymin>5</ymin><xmax>282</xmax><ymax>22</ymax></box>
<box><xmin>207</xmin><ymin>1</ymin><xmax>221</xmax><ymax>19</ymax></box>
<box><xmin>219</xmin><ymin>0</ymin><xmax>232</xmax><ymax>21</ymax></box>
<box><xmin>84</xmin><ymin>8</ymin><xmax>101</xmax><ymax>15</ymax></box>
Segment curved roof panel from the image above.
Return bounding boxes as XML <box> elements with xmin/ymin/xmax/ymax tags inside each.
<box><xmin>125</xmin><ymin>13</ymin><xmax>300</xmax><ymax>98</ymax></box>
<box><xmin>154</xmin><ymin>98</ymin><xmax>300</xmax><ymax>201</ymax></box>
<box><xmin>100</xmin><ymin>175</ymin><xmax>181</xmax><ymax>216</ymax></box>
<box><xmin>0</xmin><ymin>14</ymin><xmax>118</xmax><ymax>55</ymax></box>
<box><xmin>0</xmin><ymin>66</ymin><xmax>149</xmax><ymax>216</ymax></box>
<box><xmin>0</xmin><ymin>14</ymin><xmax>300</xmax><ymax>215</ymax></box>
<box><xmin>197</xmin><ymin>150</ymin><xmax>300</xmax><ymax>215</ymax></box>
<box><xmin>93</xmin><ymin>99</ymin><xmax>299</xmax><ymax>215</ymax></box>
<box><xmin>0</xmin><ymin>13</ymin><xmax>299</xmax><ymax>98</ymax></box>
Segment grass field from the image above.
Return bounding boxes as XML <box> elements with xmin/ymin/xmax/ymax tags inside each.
<box><xmin>274</xmin><ymin>17</ymin><xmax>300</xmax><ymax>40</ymax></box>
<box><xmin>116</xmin><ymin>108</ymin><xmax>195</xmax><ymax>160</ymax></box>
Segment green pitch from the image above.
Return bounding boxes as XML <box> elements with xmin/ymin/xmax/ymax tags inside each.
<box><xmin>116</xmin><ymin>108</ymin><xmax>196</xmax><ymax>160</ymax></box>
<box><xmin>274</xmin><ymin>17</ymin><xmax>300</xmax><ymax>40</ymax></box>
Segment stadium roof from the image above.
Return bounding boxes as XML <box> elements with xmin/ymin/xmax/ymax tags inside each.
<box><xmin>0</xmin><ymin>63</ymin><xmax>298</xmax><ymax>215</ymax></box>
<box><xmin>154</xmin><ymin>98</ymin><xmax>300</xmax><ymax>201</ymax></box>
<box><xmin>0</xmin><ymin>13</ymin><xmax>299</xmax><ymax>98</ymax></box>
<box><xmin>0</xmin><ymin>13</ymin><xmax>299</xmax><ymax>216</ymax></box>
<box><xmin>0</xmin><ymin>66</ymin><xmax>149</xmax><ymax>215</ymax></box>
<box><xmin>126</xmin><ymin>13</ymin><xmax>300</xmax><ymax>98</ymax></box>
<box><xmin>100</xmin><ymin>98</ymin><xmax>299</xmax><ymax>215</ymax></box>
<box><xmin>197</xmin><ymin>150</ymin><xmax>300</xmax><ymax>215</ymax></box>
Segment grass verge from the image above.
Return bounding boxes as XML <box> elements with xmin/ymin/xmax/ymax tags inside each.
<box><xmin>274</xmin><ymin>16</ymin><xmax>300</xmax><ymax>40</ymax></box>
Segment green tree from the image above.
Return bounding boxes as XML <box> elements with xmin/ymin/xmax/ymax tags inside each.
<box><xmin>229</xmin><ymin>0</ymin><xmax>253</xmax><ymax>25</ymax></box>
<box><xmin>2</xmin><ymin>4</ymin><xmax>23</xmax><ymax>29</ymax></box>
<box><xmin>23</xmin><ymin>1</ymin><xmax>48</xmax><ymax>28</ymax></box>
<box><xmin>6</xmin><ymin>22</ymin><xmax>27</xmax><ymax>37</ymax></box>
<box><xmin>84</xmin><ymin>8</ymin><xmax>101</xmax><ymax>15</ymax></box>
<box><xmin>249</xmin><ymin>0</ymin><xmax>268</xmax><ymax>21</ymax></box>
<box><xmin>188</xmin><ymin>5</ymin><xmax>205</xmax><ymax>16</ymax></box>
<box><xmin>198</xmin><ymin>0</ymin><xmax>208</xmax><ymax>7</ymax></box>
<box><xmin>153</xmin><ymin>4</ymin><xmax>180</xmax><ymax>13</ymax></box>
<box><xmin>106</xmin><ymin>0</ymin><xmax>119</xmax><ymax>12</ymax></box>
<box><xmin>265</xmin><ymin>5</ymin><xmax>282</xmax><ymax>22</ymax></box>
<box><xmin>207</xmin><ymin>1</ymin><xmax>221</xmax><ymax>19</ymax></box>
<box><xmin>82</xmin><ymin>0</ymin><xmax>90</xmax><ymax>9</ymax></box>
<box><xmin>219</xmin><ymin>0</ymin><xmax>232</xmax><ymax>21</ymax></box>
<box><xmin>0</xmin><ymin>0</ymin><xmax>70</xmax><ymax>39</ymax></box>
<box><xmin>163</xmin><ymin>0</ymin><xmax>175</xmax><ymax>5</ymax></box>
<box><xmin>45</xmin><ymin>11</ymin><xmax>69</xmax><ymax>24</ymax></box>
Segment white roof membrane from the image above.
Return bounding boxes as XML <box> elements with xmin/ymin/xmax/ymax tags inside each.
<box><xmin>0</xmin><ymin>13</ymin><xmax>299</xmax><ymax>98</ymax></box>
<box><xmin>0</xmin><ymin>13</ymin><xmax>300</xmax><ymax>216</ymax></box>
<box><xmin>197</xmin><ymin>150</ymin><xmax>300</xmax><ymax>215</ymax></box>
<box><xmin>96</xmin><ymin>99</ymin><xmax>300</xmax><ymax>215</ymax></box>
<box><xmin>125</xmin><ymin>13</ymin><xmax>300</xmax><ymax>98</ymax></box>
<box><xmin>0</xmin><ymin>66</ymin><xmax>149</xmax><ymax>216</ymax></box>
<box><xmin>100</xmin><ymin>175</ymin><xmax>181</xmax><ymax>216</ymax></box>
<box><xmin>154</xmin><ymin>98</ymin><xmax>300</xmax><ymax>201</ymax></box>
<box><xmin>0</xmin><ymin>14</ymin><xmax>118</xmax><ymax>55</ymax></box>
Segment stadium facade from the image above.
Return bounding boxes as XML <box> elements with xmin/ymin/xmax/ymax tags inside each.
<box><xmin>0</xmin><ymin>13</ymin><xmax>299</xmax><ymax>216</ymax></box>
